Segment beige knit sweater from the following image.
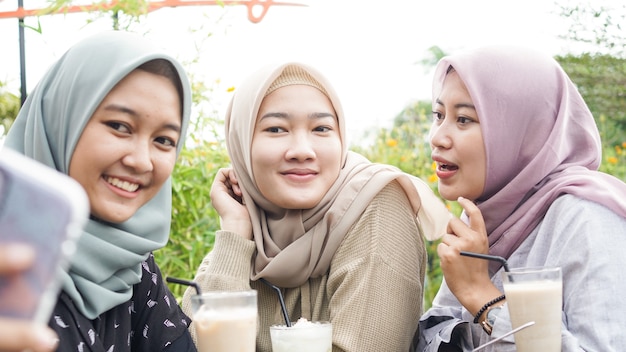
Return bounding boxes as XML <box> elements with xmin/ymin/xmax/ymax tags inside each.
<box><xmin>182</xmin><ymin>181</ymin><xmax>427</xmax><ymax>351</ymax></box>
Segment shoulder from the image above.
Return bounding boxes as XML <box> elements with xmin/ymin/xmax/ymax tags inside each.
<box><xmin>333</xmin><ymin>180</ymin><xmax>424</xmax><ymax>264</ymax></box>
<box><xmin>535</xmin><ymin>194</ymin><xmax>626</xmax><ymax>256</ymax></box>
<box><xmin>369</xmin><ymin>179</ymin><xmax>414</xmax><ymax>209</ymax></box>
<box><xmin>544</xmin><ymin>194</ymin><xmax>626</xmax><ymax>226</ymax></box>
<box><xmin>139</xmin><ymin>253</ymin><xmax>161</xmax><ymax>286</ymax></box>
<box><xmin>134</xmin><ymin>253</ymin><xmax>167</xmax><ymax>303</ymax></box>
<box><xmin>357</xmin><ymin>180</ymin><xmax>417</xmax><ymax>230</ymax></box>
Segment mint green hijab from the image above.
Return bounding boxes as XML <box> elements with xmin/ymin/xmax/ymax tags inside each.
<box><xmin>5</xmin><ymin>31</ymin><xmax>191</xmax><ymax>319</ymax></box>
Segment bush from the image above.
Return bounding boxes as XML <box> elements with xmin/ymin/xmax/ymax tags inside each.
<box><xmin>154</xmin><ymin>138</ymin><xmax>231</xmax><ymax>300</ymax></box>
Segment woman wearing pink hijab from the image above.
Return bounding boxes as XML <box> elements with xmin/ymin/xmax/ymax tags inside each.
<box><xmin>182</xmin><ymin>62</ymin><xmax>451</xmax><ymax>351</ymax></box>
<box><xmin>416</xmin><ymin>45</ymin><xmax>626</xmax><ymax>351</ymax></box>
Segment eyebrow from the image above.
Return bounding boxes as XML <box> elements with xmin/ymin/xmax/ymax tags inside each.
<box><xmin>434</xmin><ymin>99</ymin><xmax>476</xmax><ymax>111</ymax></box>
<box><xmin>103</xmin><ymin>103</ymin><xmax>181</xmax><ymax>133</ymax></box>
<box><xmin>259</xmin><ymin>112</ymin><xmax>336</xmax><ymax>120</ymax></box>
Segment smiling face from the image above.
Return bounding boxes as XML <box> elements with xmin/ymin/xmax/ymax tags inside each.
<box><xmin>251</xmin><ymin>84</ymin><xmax>342</xmax><ymax>209</ymax></box>
<box><xmin>429</xmin><ymin>69</ymin><xmax>486</xmax><ymax>201</ymax></box>
<box><xmin>69</xmin><ymin>69</ymin><xmax>182</xmax><ymax>223</ymax></box>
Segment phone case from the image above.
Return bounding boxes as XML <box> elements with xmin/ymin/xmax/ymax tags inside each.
<box><xmin>0</xmin><ymin>148</ymin><xmax>89</xmax><ymax>323</ymax></box>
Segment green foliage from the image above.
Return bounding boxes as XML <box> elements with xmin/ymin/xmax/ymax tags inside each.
<box><xmin>598</xmin><ymin>135</ymin><xmax>626</xmax><ymax>182</ymax></box>
<box><xmin>556</xmin><ymin>54</ymin><xmax>626</xmax><ymax>149</ymax></box>
<box><xmin>0</xmin><ymin>83</ymin><xmax>20</xmax><ymax>136</ymax></box>
<box><xmin>558</xmin><ymin>1</ymin><xmax>626</xmax><ymax>57</ymax></box>
<box><xmin>153</xmin><ymin>54</ymin><xmax>232</xmax><ymax>299</ymax></box>
<box><xmin>154</xmin><ymin>139</ymin><xmax>231</xmax><ymax>300</ymax></box>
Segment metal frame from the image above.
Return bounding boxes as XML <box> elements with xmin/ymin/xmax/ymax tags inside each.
<box><xmin>0</xmin><ymin>0</ymin><xmax>306</xmax><ymax>104</ymax></box>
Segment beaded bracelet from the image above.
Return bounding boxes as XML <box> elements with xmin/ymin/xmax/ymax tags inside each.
<box><xmin>473</xmin><ymin>294</ymin><xmax>506</xmax><ymax>324</ymax></box>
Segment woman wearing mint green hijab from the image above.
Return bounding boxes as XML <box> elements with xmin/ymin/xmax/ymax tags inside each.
<box><xmin>5</xmin><ymin>31</ymin><xmax>196</xmax><ymax>352</ymax></box>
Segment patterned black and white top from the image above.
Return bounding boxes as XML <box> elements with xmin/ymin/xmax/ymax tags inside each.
<box><xmin>49</xmin><ymin>253</ymin><xmax>196</xmax><ymax>352</ymax></box>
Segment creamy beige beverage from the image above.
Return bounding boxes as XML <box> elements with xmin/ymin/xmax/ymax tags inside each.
<box><xmin>503</xmin><ymin>269</ymin><xmax>562</xmax><ymax>352</ymax></box>
<box><xmin>194</xmin><ymin>308</ymin><xmax>257</xmax><ymax>352</ymax></box>
<box><xmin>191</xmin><ymin>290</ymin><xmax>257</xmax><ymax>352</ymax></box>
<box><xmin>270</xmin><ymin>318</ymin><xmax>332</xmax><ymax>352</ymax></box>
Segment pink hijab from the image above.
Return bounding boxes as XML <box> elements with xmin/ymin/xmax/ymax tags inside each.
<box><xmin>432</xmin><ymin>46</ymin><xmax>626</xmax><ymax>273</ymax></box>
<box><xmin>226</xmin><ymin>62</ymin><xmax>451</xmax><ymax>287</ymax></box>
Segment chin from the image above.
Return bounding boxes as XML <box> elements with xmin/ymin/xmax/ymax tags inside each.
<box><xmin>92</xmin><ymin>211</ymin><xmax>134</xmax><ymax>224</ymax></box>
<box><xmin>437</xmin><ymin>188</ymin><xmax>458</xmax><ymax>202</ymax></box>
<box><xmin>280</xmin><ymin>199</ymin><xmax>321</xmax><ymax>210</ymax></box>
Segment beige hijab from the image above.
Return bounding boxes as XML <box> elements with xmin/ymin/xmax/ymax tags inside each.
<box><xmin>225</xmin><ymin>62</ymin><xmax>450</xmax><ymax>288</ymax></box>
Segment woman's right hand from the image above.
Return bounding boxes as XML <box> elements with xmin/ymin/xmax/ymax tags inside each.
<box><xmin>0</xmin><ymin>244</ymin><xmax>59</xmax><ymax>352</ymax></box>
<box><xmin>437</xmin><ymin>197</ymin><xmax>503</xmax><ymax>318</ymax></box>
<box><xmin>210</xmin><ymin>168</ymin><xmax>253</xmax><ymax>240</ymax></box>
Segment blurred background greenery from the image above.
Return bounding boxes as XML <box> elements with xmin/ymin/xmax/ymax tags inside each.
<box><xmin>1</xmin><ymin>1</ymin><xmax>625</xmax><ymax>309</ymax></box>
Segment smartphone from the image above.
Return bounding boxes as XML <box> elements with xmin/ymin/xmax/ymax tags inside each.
<box><xmin>0</xmin><ymin>147</ymin><xmax>89</xmax><ymax>323</ymax></box>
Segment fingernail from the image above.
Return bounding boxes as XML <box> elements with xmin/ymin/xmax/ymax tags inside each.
<box><xmin>6</xmin><ymin>244</ymin><xmax>35</xmax><ymax>266</ymax></box>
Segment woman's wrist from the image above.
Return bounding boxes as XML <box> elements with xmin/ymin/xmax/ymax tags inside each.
<box><xmin>220</xmin><ymin>218</ymin><xmax>252</xmax><ymax>240</ymax></box>
<box><xmin>473</xmin><ymin>294</ymin><xmax>506</xmax><ymax>324</ymax></box>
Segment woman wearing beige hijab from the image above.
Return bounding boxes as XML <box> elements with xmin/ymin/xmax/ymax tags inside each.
<box><xmin>182</xmin><ymin>62</ymin><xmax>450</xmax><ymax>351</ymax></box>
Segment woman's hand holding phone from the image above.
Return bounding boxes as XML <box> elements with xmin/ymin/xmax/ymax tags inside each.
<box><xmin>0</xmin><ymin>244</ymin><xmax>58</xmax><ymax>352</ymax></box>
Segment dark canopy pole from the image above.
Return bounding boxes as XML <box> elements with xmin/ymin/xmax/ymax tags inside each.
<box><xmin>17</xmin><ymin>0</ymin><xmax>26</xmax><ymax>106</ymax></box>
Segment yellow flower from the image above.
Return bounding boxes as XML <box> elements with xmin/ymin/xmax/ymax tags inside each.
<box><xmin>428</xmin><ymin>174</ymin><xmax>438</xmax><ymax>183</ymax></box>
<box><xmin>227</xmin><ymin>86</ymin><xmax>235</xmax><ymax>93</ymax></box>
<box><xmin>431</xmin><ymin>161</ymin><xmax>437</xmax><ymax>170</ymax></box>
<box><xmin>386</xmin><ymin>138</ymin><xmax>398</xmax><ymax>147</ymax></box>
<box><xmin>615</xmin><ymin>146</ymin><xmax>622</xmax><ymax>155</ymax></box>
<box><xmin>607</xmin><ymin>156</ymin><xmax>618</xmax><ymax>165</ymax></box>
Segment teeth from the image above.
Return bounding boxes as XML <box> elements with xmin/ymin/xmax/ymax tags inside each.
<box><xmin>106</xmin><ymin>176</ymin><xmax>139</xmax><ymax>192</ymax></box>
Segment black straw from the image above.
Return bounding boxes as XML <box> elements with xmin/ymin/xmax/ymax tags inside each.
<box><xmin>166</xmin><ymin>276</ymin><xmax>203</xmax><ymax>295</ymax></box>
<box><xmin>460</xmin><ymin>251</ymin><xmax>511</xmax><ymax>273</ymax></box>
<box><xmin>259</xmin><ymin>278</ymin><xmax>291</xmax><ymax>327</ymax></box>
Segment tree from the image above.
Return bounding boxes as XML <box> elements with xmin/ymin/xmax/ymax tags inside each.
<box><xmin>556</xmin><ymin>54</ymin><xmax>626</xmax><ymax>148</ymax></box>
<box><xmin>558</xmin><ymin>1</ymin><xmax>626</xmax><ymax>58</ymax></box>
<box><xmin>555</xmin><ymin>2</ymin><xmax>626</xmax><ymax>148</ymax></box>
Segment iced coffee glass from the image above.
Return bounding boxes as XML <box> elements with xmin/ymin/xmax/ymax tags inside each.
<box><xmin>270</xmin><ymin>318</ymin><xmax>332</xmax><ymax>352</ymax></box>
<box><xmin>502</xmin><ymin>267</ymin><xmax>562</xmax><ymax>352</ymax></box>
<box><xmin>191</xmin><ymin>290</ymin><xmax>257</xmax><ymax>352</ymax></box>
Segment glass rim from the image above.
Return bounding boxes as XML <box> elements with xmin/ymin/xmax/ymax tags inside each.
<box><xmin>505</xmin><ymin>266</ymin><xmax>561</xmax><ymax>275</ymax></box>
<box><xmin>191</xmin><ymin>289</ymin><xmax>257</xmax><ymax>299</ymax></box>
<box><xmin>270</xmin><ymin>321</ymin><xmax>331</xmax><ymax>330</ymax></box>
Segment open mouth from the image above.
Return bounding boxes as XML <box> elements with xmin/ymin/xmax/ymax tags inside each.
<box><xmin>105</xmin><ymin>176</ymin><xmax>140</xmax><ymax>192</ymax></box>
<box><xmin>438</xmin><ymin>163</ymin><xmax>459</xmax><ymax>171</ymax></box>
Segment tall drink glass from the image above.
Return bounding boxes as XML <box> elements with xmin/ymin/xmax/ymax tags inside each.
<box><xmin>502</xmin><ymin>267</ymin><xmax>562</xmax><ymax>352</ymax></box>
<box><xmin>190</xmin><ymin>290</ymin><xmax>257</xmax><ymax>352</ymax></box>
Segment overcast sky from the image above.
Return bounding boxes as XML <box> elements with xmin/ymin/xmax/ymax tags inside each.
<box><xmin>0</xmin><ymin>0</ymin><xmax>577</xmax><ymax>143</ymax></box>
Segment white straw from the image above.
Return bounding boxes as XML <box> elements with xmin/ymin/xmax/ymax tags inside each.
<box><xmin>473</xmin><ymin>321</ymin><xmax>535</xmax><ymax>351</ymax></box>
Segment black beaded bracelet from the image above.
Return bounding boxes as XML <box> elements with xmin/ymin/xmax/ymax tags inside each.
<box><xmin>473</xmin><ymin>294</ymin><xmax>506</xmax><ymax>324</ymax></box>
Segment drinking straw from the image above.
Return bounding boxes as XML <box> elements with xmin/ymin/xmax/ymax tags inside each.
<box><xmin>166</xmin><ymin>276</ymin><xmax>203</xmax><ymax>295</ymax></box>
<box><xmin>460</xmin><ymin>251</ymin><xmax>511</xmax><ymax>273</ymax></box>
<box><xmin>259</xmin><ymin>278</ymin><xmax>291</xmax><ymax>327</ymax></box>
<box><xmin>472</xmin><ymin>321</ymin><xmax>535</xmax><ymax>351</ymax></box>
